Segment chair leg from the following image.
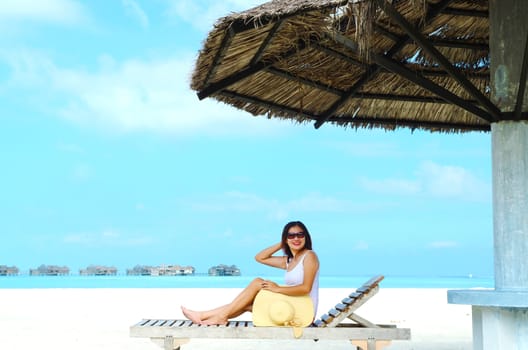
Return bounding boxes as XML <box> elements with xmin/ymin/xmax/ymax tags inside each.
<box><xmin>351</xmin><ymin>339</ymin><xmax>368</xmax><ymax>350</ymax></box>
<box><xmin>164</xmin><ymin>336</ymin><xmax>174</xmax><ymax>350</ymax></box>
<box><xmin>351</xmin><ymin>339</ymin><xmax>391</xmax><ymax>350</ymax></box>
<box><xmin>162</xmin><ymin>336</ymin><xmax>189</xmax><ymax>350</ymax></box>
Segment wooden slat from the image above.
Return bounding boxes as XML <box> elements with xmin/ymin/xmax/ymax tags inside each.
<box><xmin>349</xmin><ymin>292</ymin><xmax>362</xmax><ymax>299</ymax></box>
<box><xmin>146</xmin><ymin>319</ymin><xmax>160</xmax><ymax>327</ymax></box>
<box><xmin>313</xmin><ymin>319</ymin><xmax>326</xmax><ymax>328</ymax></box>
<box><xmin>362</xmin><ymin>275</ymin><xmax>385</xmax><ymax>287</ymax></box>
<box><xmin>335</xmin><ymin>303</ymin><xmax>348</xmax><ymax>312</ymax></box>
<box><xmin>137</xmin><ymin>319</ymin><xmax>151</xmax><ymax>327</ymax></box>
<box><xmin>342</xmin><ymin>297</ymin><xmax>355</xmax><ymax>305</ymax></box>
<box><xmin>171</xmin><ymin>320</ymin><xmax>185</xmax><ymax>327</ymax></box>
<box><xmin>360</xmin><ymin>275</ymin><xmax>384</xmax><ymax>289</ymax></box>
<box><xmin>328</xmin><ymin>309</ymin><xmax>341</xmax><ymax>318</ymax></box>
<box><xmin>356</xmin><ymin>286</ymin><xmax>371</xmax><ymax>293</ymax></box>
<box><xmin>320</xmin><ymin>314</ymin><xmax>334</xmax><ymax>324</ymax></box>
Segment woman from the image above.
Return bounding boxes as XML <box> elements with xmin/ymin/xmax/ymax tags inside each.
<box><xmin>181</xmin><ymin>220</ymin><xmax>320</xmax><ymax>325</ymax></box>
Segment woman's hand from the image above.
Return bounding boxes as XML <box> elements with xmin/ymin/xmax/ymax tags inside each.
<box><xmin>260</xmin><ymin>280</ymin><xmax>280</xmax><ymax>293</ymax></box>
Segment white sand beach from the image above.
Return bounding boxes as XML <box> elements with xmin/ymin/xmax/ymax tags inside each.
<box><xmin>0</xmin><ymin>288</ymin><xmax>472</xmax><ymax>350</ymax></box>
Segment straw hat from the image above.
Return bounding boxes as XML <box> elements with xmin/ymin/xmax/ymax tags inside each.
<box><xmin>252</xmin><ymin>290</ymin><xmax>314</xmax><ymax>329</ymax></box>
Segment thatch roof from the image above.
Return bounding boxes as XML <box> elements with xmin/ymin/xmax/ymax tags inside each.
<box><xmin>191</xmin><ymin>0</ymin><xmax>500</xmax><ymax>133</ymax></box>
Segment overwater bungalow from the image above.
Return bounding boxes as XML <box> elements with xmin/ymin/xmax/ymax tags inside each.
<box><xmin>127</xmin><ymin>264</ymin><xmax>195</xmax><ymax>276</ymax></box>
<box><xmin>208</xmin><ymin>264</ymin><xmax>241</xmax><ymax>276</ymax></box>
<box><xmin>29</xmin><ymin>264</ymin><xmax>70</xmax><ymax>276</ymax></box>
<box><xmin>157</xmin><ymin>265</ymin><xmax>195</xmax><ymax>276</ymax></box>
<box><xmin>79</xmin><ymin>265</ymin><xmax>118</xmax><ymax>276</ymax></box>
<box><xmin>0</xmin><ymin>265</ymin><xmax>19</xmax><ymax>276</ymax></box>
<box><xmin>126</xmin><ymin>265</ymin><xmax>153</xmax><ymax>276</ymax></box>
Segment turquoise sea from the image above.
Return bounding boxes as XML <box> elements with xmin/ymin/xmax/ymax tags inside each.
<box><xmin>0</xmin><ymin>274</ymin><xmax>494</xmax><ymax>289</ymax></box>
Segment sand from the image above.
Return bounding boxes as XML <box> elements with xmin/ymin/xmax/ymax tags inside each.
<box><xmin>0</xmin><ymin>288</ymin><xmax>472</xmax><ymax>350</ymax></box>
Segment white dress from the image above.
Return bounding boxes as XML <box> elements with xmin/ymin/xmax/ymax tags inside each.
<box><xmin>284</xmin><ymin>251</ymin><xmax>319</xmax><ymax>313</ymax></box>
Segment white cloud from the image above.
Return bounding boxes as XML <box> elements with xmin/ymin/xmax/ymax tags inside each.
<box><xmin>72</xmin><ymin>163</ymin><xmax>93</xmax><ymax>182</ymax></box>
<box><xmin>188</xmin><ymin>191</ymin><xmax>388</xmax><ymax>220</ymax></box>
<box><xmin>2</xmin><ymin>49</ymin><xmax>55</xmax><ymax>87</ymax></box>
<box><xmin>359</xmin><ymin>160</ymin><xmax>490</xmax><ymax>201</ymax></box>
<box><xmin>359</xmin><ymin>177</ymin><xmax>420</xmax><ymax>196</ymax></box>
<box><xmin>122</xmin><ymin>0</ymin><xmax>149</xmax><ymax>29</ymax></box>
<box><xmin>352</xmin><ymin>240</ymin><xmax>369</xmax><ymax>251</ymax></box>
<box><xmin>428</xmin><ymin>240</ymin><xmax>458</xmax><ymax>249</ymax></box>
<box><xmin>0</xmin><ymin>0</ymin><xmax>87</xmax><ymax>25</ymax></box>
<box><xmin>417</xmin><ymin>160</ymin><xmax>488</xmax><ymax>200</ymax></box>
<box><xmin>1</xmin><ymin>49</ymin><xmax>289</xmax><ymax>136</ymax></box>
<box><xmin>164</xmin><ymin>0</ymin><xmax>263</xmax><ymax>32</ymax></box>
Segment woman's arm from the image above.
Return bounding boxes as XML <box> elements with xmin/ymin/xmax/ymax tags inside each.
<box><xmin>262</xmin><ymin>251</ymin><xmax>319</xmax><ymax>296</ymax></box>
<box><xmin>255</xmin><ymin>242</ymin><xmax>286</xmax><ymax>269</ymax></box>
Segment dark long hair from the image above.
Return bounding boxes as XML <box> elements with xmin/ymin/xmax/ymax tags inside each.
<box><xmin>280</xmin><ymin>220</ymin><xmax>313</xmax><ymax>261</ymax></box>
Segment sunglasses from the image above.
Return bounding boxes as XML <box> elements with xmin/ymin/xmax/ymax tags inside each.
<box><xmin>287</xmin><ymin>232</ymin><xmax>305</xmax><ymax>239</ymax></box>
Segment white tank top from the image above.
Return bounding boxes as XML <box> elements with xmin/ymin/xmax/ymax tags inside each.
<box><xmin>284</xmin><ymin>251</ymin><xmax>319</xmax><ymax>313</ymax></box>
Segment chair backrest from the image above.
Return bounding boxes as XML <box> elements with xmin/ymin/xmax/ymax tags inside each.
<box><xmin>313</xmin><ymin>275</ymin><xmax>384</xmax><ymax>328</ymax></box>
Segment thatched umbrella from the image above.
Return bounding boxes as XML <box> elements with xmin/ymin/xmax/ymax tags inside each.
<box><xmin>190</xmin><ymin>1</ymin><xmax>528</xmax><ymax>348</ymax></box>
<box><xmin>191</xmin><ymin>0</ymin><xmax>498</xmax><ymax>132</ymax></box>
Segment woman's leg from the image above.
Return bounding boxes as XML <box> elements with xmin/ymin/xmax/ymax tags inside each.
<box><xmin>181</xmin><ymin>277</ymin><xmax>264</xmax><ymax>325</ymax></box>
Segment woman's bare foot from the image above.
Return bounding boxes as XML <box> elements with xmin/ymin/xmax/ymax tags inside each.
<box><xmin>201</xmin><ymin>316</ymin><xmax>228</xmax><ymax>326</ymax></box>
<box><xmin>181</xmin><ymin>306</ymin><xmax>203</xmax><ymax>324</ymax></box>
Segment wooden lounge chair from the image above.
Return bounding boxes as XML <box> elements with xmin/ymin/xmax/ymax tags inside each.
<box><xmin>130</xmin><ymin>275</ymin><xmax>410</xmax><ymax>350</ymax></box>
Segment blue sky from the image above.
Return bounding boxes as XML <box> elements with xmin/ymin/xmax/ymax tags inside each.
<box><xmin>0</xmin><ymin>0</ymin><xmax>494</xmax><ymax>277</ymax></box>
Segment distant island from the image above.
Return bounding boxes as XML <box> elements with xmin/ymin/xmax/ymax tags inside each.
<box><xmin>208</xmin><ymin>264</ymin><xmax>241</xmax><ymax>276</ymax></box>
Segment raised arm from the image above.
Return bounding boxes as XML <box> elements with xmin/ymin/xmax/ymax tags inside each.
<box><xmin>255</xmin><ymin>242</ymin><xmax>286</xmax><ymax>269</ymax></box>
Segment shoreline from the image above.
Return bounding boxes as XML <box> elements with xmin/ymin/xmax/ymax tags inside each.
<box><xmin>0</xmin><ymin>288</ymin><xmax>472</xmax><ymax>349</ymax></box>
<box><xmin>0</xmin><ymin>274</ymin><xmax>495</xmax><ymax>290</ymax></box>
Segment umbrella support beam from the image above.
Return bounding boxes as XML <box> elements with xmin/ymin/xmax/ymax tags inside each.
<box><xmin>449</xmin><ymin>121</ymin><xmax>528</xmax><ymax>349</ymax></box>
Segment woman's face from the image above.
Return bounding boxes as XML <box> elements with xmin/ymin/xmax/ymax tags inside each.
<box><xmin>286</xmin><ymin>225</ymin><xmax>306</xmax><ymax>252</ymax></box>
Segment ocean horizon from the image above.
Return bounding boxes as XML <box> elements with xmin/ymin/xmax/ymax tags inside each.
<box><xmin>0</xmin><ymin>274</ymin><xmax>494</xmax><ymax>289</ymax></box>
